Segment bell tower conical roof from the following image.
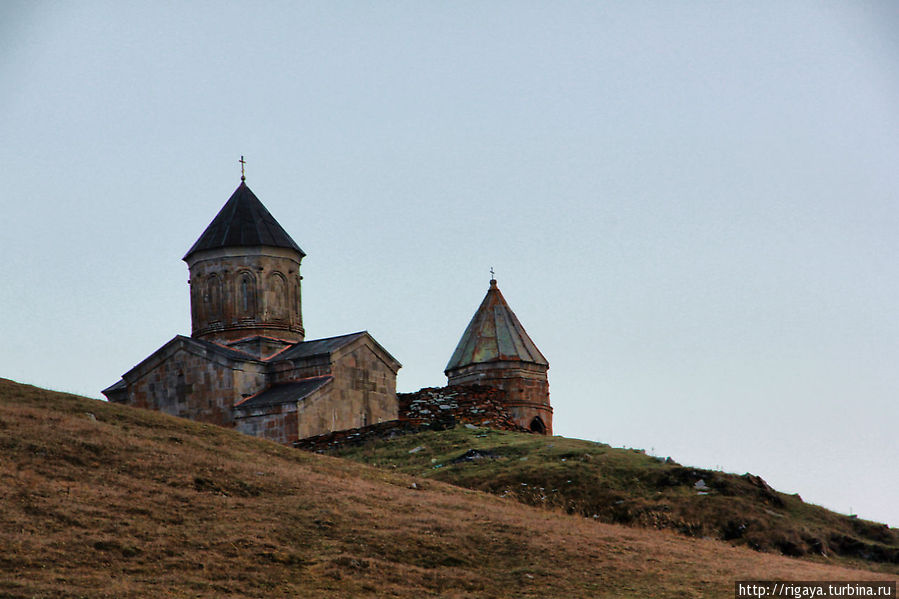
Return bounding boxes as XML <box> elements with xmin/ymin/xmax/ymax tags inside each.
<box><xmin>183</xmin><ymin>182</ymin><xmax>305</xmax><ymax>261</ymax></box>
<box><xmin>445</xmin><ymin>279</ymin><xmax>548</xmax><ymax>373</ymax></box>
<box><xmin>183</xmin><ymin>178</ymin><xmax>307</xmax><ymax>345</ymax></box>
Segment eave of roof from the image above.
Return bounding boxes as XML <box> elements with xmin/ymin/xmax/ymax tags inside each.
<box><xmin>234</xmin><ymin>376</ymin><xmax>333</xmax><ymax>410</ymax></box>
<box><xmin>101</xmin><ymin>378</ymin><xmax>127</xmax><ymax>395</ymax></box>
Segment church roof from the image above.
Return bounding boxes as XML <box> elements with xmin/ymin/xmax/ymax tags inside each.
<box><xmin>234</xmin><ymin>376</ymin><xmax>333</xmax><ymax>410</ymax></box>
<box><xmin>274</xmin><ymin>331</ymin><xmax>368</xmax><ymax>361</ymax></box>
<box><xmin>445</xmin><ymin>279</ymin><xmax>548</xmax><ymax>372</ymax></box>
<box><xmin>272</xmin><ymin>330</ymin><xmax>402</xmax><ymax>371</ymax></box>
<box><xmin>183</xmin><ymin>181</ymin><xmax>305</xmax><ymax>260</ymax></box>
<box><xmin>190</xmin><ymin>335</ymin><xmax>267</xmax><ymax>362</ymax></box>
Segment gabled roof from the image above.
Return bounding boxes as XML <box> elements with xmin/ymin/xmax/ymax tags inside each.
<box><xmin>272</xmin><ymin>331</ymin><xmax>367</xmax><ymax>361</ymax></box>
<box><xmin>271</xmin><ymin>331</ymin><xmax>402</xmax><ymax>372</ymax></box>
<box><xmin>274</xmin><ymin>331</ymin><xmax>366</xmax><ymax>361</ymax></box>
<box><xmin>234</xmin><ymin>376</ymin><xmax>333</xmax><ymax>410</ymax></box>
<box><xmin>189</xmin><ymin>335</ymin><xmax>262</xmax><ymax>361</ymax></box>
<box><xmin>445</xmin><ymin>279</ymin><xmax>548</xmax><ymax>372</ymax></box>
<box><xmin>183</xmin><ymin>182</ymin><xmax>305</xmax><ymax>261</ymax></box>
<box><xmin>102</xmin><ymin>335</ymin><xmax>262</xmax><ymax>397</ymax></box>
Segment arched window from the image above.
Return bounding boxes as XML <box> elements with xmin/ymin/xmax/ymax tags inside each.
<box><xmin>269</xmin><ymin>273</ymin><xmax>287</xmax><ymax>320</ymax></box>
<box><xmin>238</xmin><ymin>272</ymin><xmax>256</xmax><ymax>318</ymax></box>
<box><xmin>207</xmin><ymin>274</ymin><xmax>222</xmax><ymax>321</ymax></box>
<box><xmin>529</xmin><ymin>416</ymin><xmax>546</xmax><ymax>434</ymax></box>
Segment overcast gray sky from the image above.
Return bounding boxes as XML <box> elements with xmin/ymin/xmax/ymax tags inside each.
<box><xmin>2</xmin><ymin>1</ymin><xmax>897</xmax><ymax>527</ymax></box>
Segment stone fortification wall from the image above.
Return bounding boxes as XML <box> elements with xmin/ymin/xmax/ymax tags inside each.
<box><xmin>398</xmin><ymin>385</ymin><xmax>524</xmax><ymax>430</ymax></box>
<box><xmin>294</xmin><ymin>385</ymin><xmax>528</xmax><ymax>452</ymax></box>
<box><xmin>294</xmin><ymin>420</ymin><xmax>420</xmax><ymax>452</ymax></box>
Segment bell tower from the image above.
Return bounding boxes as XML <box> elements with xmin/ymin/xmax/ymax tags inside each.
<box><xmin>445</xmin><ymin>277</ymin><xmax>552</xmax><ymax>434</ymax></box>
<box><xmin>183</xmin><ymin>179</ymin><xmax>306</xmax><ymax>346</ymax></box>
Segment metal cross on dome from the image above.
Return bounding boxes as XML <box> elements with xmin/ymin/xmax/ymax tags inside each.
<box><xmin>239</xmin><ymin>155</ymin><xmax>246</xmax><ymax>181</ymax></box>
<box><xmin>490</xmin><ymin>267</ymin><xmax>495</xmax><ymax>281</ymax></box>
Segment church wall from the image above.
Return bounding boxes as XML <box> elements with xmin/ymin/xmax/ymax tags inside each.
<box><xmin>187</xmin><ymin>247</ymin><xmax>304</xmax><ymax>345</ymax></box>
<box><xmin>266</xmin><ymin>339</ymin><xmax>400</xmax><ymax>438</ymax></box>
<box><xmin>294</xmin><ymin>385</ymin><xmax>347</xmax><ymax>439</ymax></box>
<box><xmin>328</xmin><ymin>341</ymin><xmax>400</xmax><ymax>430</ymax></box>
<box><xmin>122</xmin><ymin>348</ymin><xmax>267</xmax><ymax>428</ymax></box>
<box><xmin>234</xmin><ymin>337</ymin><xmax>400</xmax><ymax>440</ymax></box>
<box><xmin>447</xmin><ymin>361</ymin><xmax>551</xmax><ymax>434</ymax></box>
<box><xmin>295</xmin><ymin>386</ymin><xmax>532</xmax><ymax>452</ymax></box>
<box><xmin>279</xmin><ymin>340</ymin><xmax>401</xmax><ymax>438</ymax></box>
<box><xmin>506</xmin><ymin>402</ymin><xmax>553</xmax><ymax>435</ymax></box>
<box><xmin>267</xmin><ymin>355</ymin><xmax>332</xmax><ymax>383</ymax></box>
<box><xmin>234</xmin><ymin>402</ymin><xmax>300</xmax><ymax>445</ymax></box>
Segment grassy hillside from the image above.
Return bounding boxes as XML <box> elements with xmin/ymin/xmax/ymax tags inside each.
<box><xmin>330</xmin><ymin>426</ymin><xmax>899</xmax><ymax>570</ymax></box>
<box><xmin>0</xmin><ymin>378</ymin><xmax>894</xmax><ymax>598</ymax></box>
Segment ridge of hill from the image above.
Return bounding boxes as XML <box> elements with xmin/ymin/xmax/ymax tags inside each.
<box><xmin>329</xmin><ymin>427</ymin><xmax>899</xmax><ymax>570</ymax></box>
<box><xmin>0</xmin><ymin>378</ymin><xmax>894</xmax><ymax>598</ymax></box>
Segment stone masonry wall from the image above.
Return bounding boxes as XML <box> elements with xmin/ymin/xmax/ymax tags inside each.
<box><xmin>399</xmin><ymin>385</ymin><xmax>525</xmax><ymax>430</ymax></box>
<box><xmin>122</xmin><ymin>347</ymin><xmax>267</xmax><ymax>428</ymax></box>
<box><xmin>187</xmin><ymin>247</ymin><xmax>304</xmax><ymax>344</ymax></box>
<box><xmin>294</xmin><ymin>420</ymin><xmax>420</xmax><ymax>452</ymax></box>
<box><xmin>446</xmin><ymin>362</ymin><xmax>551</xmax><ymax>434</ymax></box>
<box><xmin>234</xmin><ymin>401</ymin><xmax>299</xmax><ymax>445</ymax></box>
<box><xmin>295</xmin><ymin>385</ymin><xmax>529</xmax><ymax>452</ymax></box>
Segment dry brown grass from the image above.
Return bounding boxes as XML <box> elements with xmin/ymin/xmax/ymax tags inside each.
<box><xmin>0</xmin><ymin>378</ymin><xmax>894</xmax><ymax>598</ymax></box>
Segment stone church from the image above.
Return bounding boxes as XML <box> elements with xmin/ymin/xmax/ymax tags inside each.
<box><xmin>103</xmin><ymin>177</ymin><xmax>401</xmax><ymax>444</ymax></box>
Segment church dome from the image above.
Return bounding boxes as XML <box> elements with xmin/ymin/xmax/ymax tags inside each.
<box><xmin>183</xmin><ymin>182</ymin><xmax>304</xmax><ymax>261</ymax></box>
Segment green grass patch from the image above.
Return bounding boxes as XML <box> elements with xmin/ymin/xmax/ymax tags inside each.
<box><xmin>332</xmin><ymin>426</ymin><xmax>899</xmax><ymax>570</ymax></box>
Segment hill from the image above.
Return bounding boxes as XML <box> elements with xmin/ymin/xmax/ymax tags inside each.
<box><xmin>330</xmin><ymin>426</ymin><xmax>899</xmax><ymax>569</ymax></box>
<box><xmin>0</xmin><ymin>378</ymin><xmax>894</xmax><ymax>598</ymax></box>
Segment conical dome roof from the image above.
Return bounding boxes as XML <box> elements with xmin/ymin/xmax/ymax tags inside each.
<box><xmin>445</xmin><ymin>279</ymin><xmax>548</xmax><ymax>372</ymax></box>
<box><xmin>183</xmin><ymin>182</ymin><xmax>304</xmax><ymax>260</ymax></box>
